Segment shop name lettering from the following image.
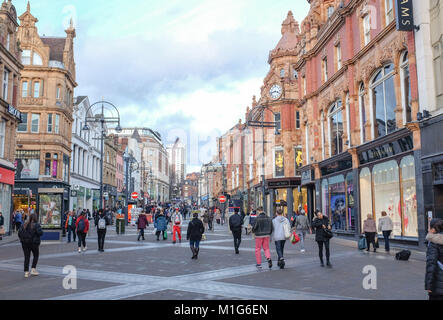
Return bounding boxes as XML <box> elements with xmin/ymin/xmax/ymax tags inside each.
<box><xmin>396</xmin><ymin>0</ymin><xmax>414</xmax><ymax>30</ymax></box>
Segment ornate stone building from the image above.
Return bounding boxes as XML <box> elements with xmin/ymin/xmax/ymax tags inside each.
<box><xmin>13</xmin><ymin>3</ymin><xmax>77</xmax><ymax>229</ymax></box>
<box><xmin>0</xmin><ymin>0</ymin><xmax>22</xmax><ymax>234</ymax></box>
<box><xmin>104</xmin><ymin>134</ymin><xmax>118</xmax><ymax>208</ymax></box>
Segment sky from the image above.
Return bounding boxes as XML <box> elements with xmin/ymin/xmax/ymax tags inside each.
<box><xmin>16</xmin><ymin>0</ymin><xmax>310</xmax><ymax>173</ymax></box>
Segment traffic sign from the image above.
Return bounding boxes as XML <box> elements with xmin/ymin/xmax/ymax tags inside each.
<box><xmin>131</xmin><ymin>192</ymin><xmax>139</xmax><ymax>200</ymax></box>
<box><xmin>219</xmin><ymin>195</ymin><xmax>226</xmax><ymax>203</ymax></box>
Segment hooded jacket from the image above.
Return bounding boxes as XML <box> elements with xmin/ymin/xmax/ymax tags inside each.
<box><xmin>425</xmin><ymin>232</ymin><xmax>443</xmax><ymax>296</ymax></box>
<box><xmin>272</xmin><ymin>216</ymin><xmax>290</xmax><ymax>241</ymax></box>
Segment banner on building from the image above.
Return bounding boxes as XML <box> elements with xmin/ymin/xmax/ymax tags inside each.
<box><xmin>395</xmin><ymin>0</ymin><xmax>415</xmax><ymax>31</ymax></box>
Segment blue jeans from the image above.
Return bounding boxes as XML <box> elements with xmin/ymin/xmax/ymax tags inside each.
<box><xmin>275</xmin><ymin>240</ymin><xmax>286</xmax><ymax>261</ymax></box>
<box><xmin>297</xmin><ymin>230</ymin><xmax>307</xmax><ymax>250</ymax></box>
<box><xmin>67</xmin><ymin>225</ymin><xmax>76</xmax><ymax>242</ymax></box>
<box><xmin>190</xmin><ymin>240</ymin><xmax>200</xmax><ymax>248</ymax></box>
<box><xmin>382</xmin><ymin>230</ymin><xmax>391</xmax><ymax>251</ymax></box>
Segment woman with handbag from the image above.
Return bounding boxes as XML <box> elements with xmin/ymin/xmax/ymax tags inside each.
<box><xmin>272</xmin><ymin>209</ymin><xmax>291</xmax><ymax>269</ymax></box>
<box><xmin>425</xmin><ymin>219</ymin><xmax>443</xmax><ymax>300</ymax></box>
<box><xmin>312</xmin><ymin>210</ymin><xmax>333</xmax><ymax>267</ymax></box>
<box><xmin>362</xmin><ymin>214</ymin><xmax>377</xmax><ymax>253</ymax></box>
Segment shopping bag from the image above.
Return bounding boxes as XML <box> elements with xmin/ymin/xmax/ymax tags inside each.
<box><xmin>291</xmin><ymin>232</ymin><xmax>300</xmax><ymax>245</ymax></box>
<box><xmin>163</xmin><ymin>231</ymin><xmax>168</xmax><ymax>240</ymax></box>
<box><xmin>374</xmin><ymin>236</ymin><xmax>380</xmax><ymax>249</ymax></box>
<box><xmin>358</xmin><ymin>236</ymin><xmax>367</xmax><ymax>250</ymax></box>
<box><xmin>153</xmin><ymin>228</ymin><xmax>157</xmax><ymax>235</ymax></box>
<box><xmin>201</xmin><ymin>234</ymin><xmax>206</xmax><ymax>241</ymax></box>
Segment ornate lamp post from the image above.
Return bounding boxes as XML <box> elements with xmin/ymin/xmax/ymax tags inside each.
<box><xmin>82</xmin><ymin>101</ymin><xmax>122</xmax><ymax>211</ymax></box>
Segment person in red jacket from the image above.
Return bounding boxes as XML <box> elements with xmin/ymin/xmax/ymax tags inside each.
<box><xmin>75</xmin><ymin>211</ymin><xmax>90</xmax><ymax>253</ymax></box>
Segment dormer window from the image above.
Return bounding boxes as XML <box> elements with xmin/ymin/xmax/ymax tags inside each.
<box><xmin>33</xmin><ymin>52</ymin><xmax>43</xmax><ymax>65</ymax></box>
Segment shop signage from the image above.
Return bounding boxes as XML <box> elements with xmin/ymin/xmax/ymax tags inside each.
<box><xmin>395</xmin><ymin>0</ymin><xmax>415</xmax><ymax>31</ymax></box>
<box><xmin>71</xmin><ymin>190</ymin><xmax>78</xmax><ymax>197</ymax></box>
<box><xmin>0</xmin><ymin>167</ymin><xmax>15</xmax><ymax>185</ymax></box>
<box><xmin>321</xmin><ymin>157</ymin><xmax>353</xmax><ymax>176</ymax></box>
<box><xmin>301</xmin><ymin>169</ymin><xmax>315</xmax><ymax>185</ymax></box>
<box><xmin>358</xmin><ymin>135</ymin><xmax>414</xmax><ymax>165</ymax></box>
<box><xmin>7</xmin><ymin>104</ymin><xmax>21</xmax><ymax>120</ymax></box>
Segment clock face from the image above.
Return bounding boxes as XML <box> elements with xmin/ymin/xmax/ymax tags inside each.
<box><xmin>269</xmin><ymin>84</ymin><xmax>282</xmax><ymax>100</ymax></box>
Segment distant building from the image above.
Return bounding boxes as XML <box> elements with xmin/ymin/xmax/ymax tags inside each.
<box><xmin>167</xmin><ymin>138</ymin><xmax>186</xmax><ymax>200</ymax></box>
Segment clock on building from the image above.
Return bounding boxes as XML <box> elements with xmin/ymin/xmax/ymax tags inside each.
<box><xmin>269</xmin><ymin>84</ymin><xmax>282</xmax><ymax>100</ymax></box>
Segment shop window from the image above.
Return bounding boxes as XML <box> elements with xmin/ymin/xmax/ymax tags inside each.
<box><xmin>328</xmin><ymin>100</ymin><xmax>344</xmax><ymax>156</ymax></box>
<box><xmin>400</xmin><ymin>156</ymin><xmax>418</xmax><ymax>237</ymax></box>
<box><xmin>400</xmin><ymin>51</ymin><xmax>412</xmax><ymax>123</ymax></box>
<box><xmin>371</xmin><ymin>64</ymin><xmax>396</xmax><ymax>138</ymax></box>
<box><xmin>321</xmin><ymin>179</ymin><xmax>329</xmax><ymax>217</ymax></box>
<box><xmin>373</xmin><ymin>160</ymin><xmax>401</xmax><ymax>236</ymax></box>
<box><xmin>328</xmin><ymin>175</ymin><xmax>346</xmax><ymax>231</ymax></box>
<box><xmin>293</xmin><ymin>187</ymin><xmax>308</xmax><ymax>215</ymax></box>
<box><xmin>346</xmin><ymin>173</ymin><xmax>356</xmax><ymax>231</ymax></box>
<box><xmin>0</xmin><ymin>184</ymin><xmax>12</xmax><ymax>233</ymax></box>
<box><xmin>359</xmin><ymin>167</ymin><xmax>373</xmax><ymax>231</ymax></box>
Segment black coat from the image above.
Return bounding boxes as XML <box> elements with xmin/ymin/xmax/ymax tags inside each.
<box><xmin>94</xmin><ymin>213</ymin><xmax>110</xmax><ymax>229</ymax></box>
<box><xmin>20</xmin><ymin>223</ymin><xmax>43</xmax><ymax>246</ymax></box>
<box><xmin>187</xmin><ymin>218</ymin><xmax>204</xmax><ymax>242</ymax></box>
<box><xmin>0</xmin><ymin>215</ymin><xmax>4</xmax><ymax>226</ymax></box>
<box><xmin>229</xmin><ymin>214</ymin><xmax>243</xmax><ymax>231</ymax></box>
<box><xmin>425</xmin><ymin>232</ymin><xmax>443</xmax><ymax>296</ymax></box>
<box><xmin>312</xmin><ymin>216</ymin><xmax>331</xmax><ymax>242</ymax></box>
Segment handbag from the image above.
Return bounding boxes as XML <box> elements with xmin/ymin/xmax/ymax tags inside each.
<box><xmin>374</xmin><ymin>236</ymin><xmax>380</xmax><ymax>249</ymax></box>
<box><xmin>0</xmin><ymin>226</ymin><xmax>5</xmax><ymax>235</ymax></box>
<box><xmin>324</xmin><ymin>227</ymin><xmax>333</xmax><ymax>239</ymax></box>
<box><xmin>291</xmin><ymin>232</ymin><xmax>300</xmax><ymax>245</ymax></box>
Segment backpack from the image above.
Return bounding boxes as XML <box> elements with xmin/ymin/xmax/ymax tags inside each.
<box><xmin>18</xmin><ymin>225</ymin><xmax>33</xmax><ymax>245</ymax></box>
<box><xmin>77</xmin><ymin>218</ymin><xmax>85</xmax><ymax>233</ymax></box>
<box><xmin>98</xmin><ymin>217</ymin><xmax>106</xmax><ymax>230</ymax></box>
<box><xmin>395</xmin><ymin>250</ymin><xmax>411</xmax><ymax>261</ymax></box>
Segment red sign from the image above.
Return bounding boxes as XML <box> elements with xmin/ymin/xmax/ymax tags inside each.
<box><xmin>219</xmin><ymin>196</ymin><xmax>226</xmax><ymax>203</ymax></box>
<box><xmin>131</xmin><ymin>192</ymin><xmax>139</xmax><ymax>200</ymax></box>
<box><xmin>0</xmin><ymin>167</ymin><xmax>15</xmax><ymax>185</ymax></box>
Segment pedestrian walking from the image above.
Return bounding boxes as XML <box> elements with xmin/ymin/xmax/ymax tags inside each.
<box><xmin>187</xmin><ymin>212</ymin><xmax>205</xmax><ymax>259</ymax></box>
<box><xmin>229</xmin><ymin>207</ymin><xmax>243</xmax><ymax>254</ymax></box>
<box><xmin>251</xmin><ymin>207</ymin><xmax>274</xmax><ymax>270</ymax></box>
<box><xmin>378</xmin><ymin>211</ymin><xmax>393</xmax><ymax>252</ymax></box>
<box><xmin>215</xmin><ymin>208</ymin><xmax>221</xmax><ymax>225</ymax></box>
<box><xmin>95</xmin><ymin>209</ymin><xmax>110</xmax><ymax>252</ymax></box>
<box><xmin>18</xmin><ymin>213</ymin><xmax>43</xmax><ymax>278</ymax></box>
<box><xmin>0</xmin><ymin>212</ymin><xmax>4</xmax><ymax>240</ymax></box>
<box><xmin>76</xmin><ymin>211</ymin><xmax>90</xmax><ymax>253</ymax></box>
<box><xmin>136</xmin><ymin>212</ymin><xmax>149</xmax><ymax>241</ymax></box>
<box><xmin>64</xmin><ymin>211</ymin><xmax>77</xmax><ymax>243</ymax></box>
<box><xmin>15</xmin><ymin>210</ymin><xmax>23</xmax><ymax>233</ymax></box>
<box><xmin>362</xmin><ymin>214</ymin><xmax>377</xmax><ymax>253</ymax></box>
<box><xmin>243</xmin><ymin>213</ymin><xmax>251</xmax><ymax>235</ymax></box>
<box><xmin>154</xmin><ymin>211</ymin><xmax>167</xmax><ymax>241</ymax></box>
<box><xmin>425</xmin><ymin>219</ymin><xmax>443</xmax><ymax>300</ymax></box>
<box><xmin>202</xmin><ymin>210</ymin><xmax>210</xmax><ymax>232</ymax></box>
<box><xmin>208</xmin><ymin>209</ymin><xmax>215</xmax><ymax>231</ymax></box>
<box><xmin>171</xmin><ymin>209</ymin><xmax>183</xmax><ymax>244</ymax></box>
<box><xmin>292</xmin><ymin>209</ymin><xmax>311</xmax><ymax>252</ymax></box>
<box><xmin>312</xmin><ymin>210</ymin><xmax>332</xmax><ymax>267</ymax></box>
<box><xmin>272</xmin><ymin>209</ymin><xmax>291</xmax><ymax>269</ymax></box>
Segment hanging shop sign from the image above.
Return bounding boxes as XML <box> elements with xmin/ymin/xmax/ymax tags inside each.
<box><xmin>395</xmin><ymin>0</ymin><xmax>415</xmax><ymax>31</ymax></box>
<box><xmin>358</xmin><ymin>135</ymin><xmax>414</xmax><ymax>165</ymax></box>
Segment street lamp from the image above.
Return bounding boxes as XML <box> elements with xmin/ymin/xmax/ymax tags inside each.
<box><xmin>245</xmin><ymin>104</ymin><xmax>280</xmax><ymax>215</ymax></box>
<box><xmin>82</xmin><ymin>101</ymin><xmax>122</xmax><ymax>211</ymax></box>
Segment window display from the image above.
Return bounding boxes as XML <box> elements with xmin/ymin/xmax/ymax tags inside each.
<box><xmin>293</xmin><ymin>187</ymin><xmax>308</xmax><ymax>214</ymax></box>
<box><xmin>329</xmin><ymin>175</ymin><xmax>346</xmax><ymax>231</ymax></box>
<box><xmin>0</xmin><ymin>184</ymin><xmax>11</xmax><ymax>232</ymax></box>
<box><xmin>359</xmin><ymin>167</ymin><xmax>373</xmax><ymax>231</ymax></box>
<box><xmin>346</xmin><ymin>173</ymin><xmax>356</xmax><ymax>231</ymax></box>
<box><xmin>373</xmin><ymin>160</ymin><xmax>402</xmax><ymax>236</ymax></box>
<box><xmin>321</xmin><ymin>179</ymin><xmax>329</xmax><ymax>217</ymax></box>
<box><xmin>38</xmin><ymin>193</ymin><xmax>62</xmax><ymax>229</ymax></box>
<box><xmin>401</xmin><ymin>156</ymin><xmax>418</xmax><ymax>237</ymax></box>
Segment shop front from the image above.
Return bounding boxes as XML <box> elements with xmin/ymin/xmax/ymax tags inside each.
<box><xmin>267</xmin><ymin>178</ymin><xmax>305</xmax><ymax>219</ymax></box>
<box><xmin>0</xmin><ymin>166</ymin><xmax>15</xmax><ymax>234</ymax></box>
<box><xmin>357</xmin><ymin>131</ymin><xmax>419</xmax><ymax>242</ymax></box>
<box><xmin>318</xmin><ymin>153</ymin><xmax>356</xmax><ymax>235</ymax></box>
<box><xmin>300</xmin><ymin>167</ymin><xmax>317</xmax><ymax>223</ymax></box>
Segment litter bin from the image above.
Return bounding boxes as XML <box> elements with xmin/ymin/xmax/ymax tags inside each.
<box><xmin>117</xmin><ymin>218</ymin><xmax>125</xmax><ymax>234</ymax></box>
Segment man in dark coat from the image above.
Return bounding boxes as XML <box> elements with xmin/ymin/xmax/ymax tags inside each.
<box><xmin>187</xmin><ymin>212</ymin><xmax>205</xmax><ymax>259</ymax></box>
<box><xmin>229</xmin><ymin>208</ymin><xmax>243</xmax><ymax>254</ymax></box>
<box><xmin>425</xmin><ymin>219</ymin><xmax>443</xmax><ymax>300</ymax></box>
<box><xmin>312</xmin><ymin>210</ymin><xmax>332</xmax><ymax>267</ymax></box>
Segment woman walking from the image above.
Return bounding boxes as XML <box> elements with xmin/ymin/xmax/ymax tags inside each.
<box><xmin>363</xmin><ymin>214</ymin><xmax>377</xmax><ymax>252</ymax></box>
<box><xmin>154</xmin><ymin>210</ymin><xmax>167</xmax><ymax>241</ymax></box>
<box><xmin>18</xmin><ymin>213</ymin><xmax>43</xmax><ymax>278</ymax></box>
<box><xmin>272</xmin><ymin>209</ymin><xmax>291</xmax><ymax>269</ymax></box>
<box><xmin>136</xmin><ymin>212</ymin><xmax>149</xmax><ymax>241</ymax></box>
<box><xmin>187</xmin><ymin>212</ymin><xmax>205</xmax><ymax>259</ymax></box>
<box><xmin>425</xmin><ymin>219</ymin><xmax>443</xmax><ymax>300</ymax></box>
<box><xmin>378</xmin><ymin>211</ymin><xmax>393</xmax><ymax>252</ymax></box>
<box><xmin>243</xmin><ymin>213</ymin><xmax>251</xmax><ymax>235</ymax></box>
<box><xmin>312</xmin><ymin>210</ymin><xmax>332</xmax><ymax>267</ymax></box>
<box><xmin>75</xmin><ymin>211</ymin><xmax>90</xmax><ymax>253</ymax></box>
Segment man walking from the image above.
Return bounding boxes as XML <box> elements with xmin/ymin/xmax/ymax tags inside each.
<box><xmin>94</xmin><ymin>209</ymin><xmax>109</xmax><ymax>252</ymax></box>
<box><xmin>252</xmin><ymin>207</ymin><xmax>274</xmax><ymax>269</ymax></box>
<box><xmin>171</xmin><ymin>208</ymin><xmax>183</xmax><ymax>244</ymax></box>
<box><xmin>229</xmin><ymin>208</ymin><xmax>243</xmax><ymax>254</ymax></box>
<box><xmin>65</xmin><ymin>211</ymin><xmax>77</xmax><ymax>243</ymax></box>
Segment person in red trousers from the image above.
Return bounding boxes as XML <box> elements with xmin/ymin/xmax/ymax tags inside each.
<box><xmin>171</xmin><ymin>208</ymin><xmax>183</xmax><ymax>244</ymax></box>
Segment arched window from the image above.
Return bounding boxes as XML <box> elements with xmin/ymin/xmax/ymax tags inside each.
<box><xmin>33</xmin><ymin>52</ymin><xmax>43</xmax><ymax>65</ymax></box>
<box><xmin>328</xmin><ymin>100</ymin><xmax>343</xmax><ymax>156</ymax></box>
<box><xmin>359</xmin><ymin>83</ymin><xmax>367</xmax><ymax>144</ymax></box>
<box><xmin>370</xmin><ymin>63</ymin><xmax>396</xmax><ymax>138</ymax></box>
<box><xmin>400</xmin><ymin>51</ymin><xmax>412</xmax><ymax>123</ymax></box>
